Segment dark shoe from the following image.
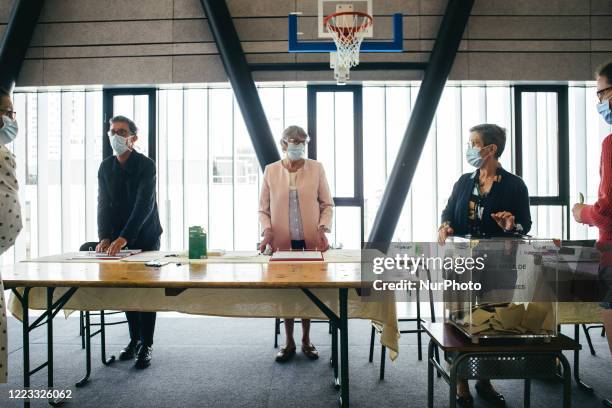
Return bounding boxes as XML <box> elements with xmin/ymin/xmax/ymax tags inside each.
<box><xmin>301</xmin><ymin>343</ymin><xmax>319</xmax><ymax>360</ymax></box>
<box><xmin>119</xmin><ymin>340</ymin><xmax>141</xmax><ymax>361</ymax></box>
<box><xmin>275</xmin><ymin>346</ymin><xmax>296</xmax><ymax>363</ymax></box>
<box><xmin>475</xmin><ymin>381</ymin><xmax>506</xmax><ymax>406</ymax></box>
<box><xmin>456</xmin><ymin>394</ymin><xmax>474</xmax><ymax>408</ymax></box>
<box><xmin>134</xmin><ymin>345</ymin><xmax>152</xmax><ymax>369</ymax></box>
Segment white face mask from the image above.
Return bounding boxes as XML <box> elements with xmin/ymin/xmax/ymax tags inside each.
<box><xmin>286</xmin><ymin>142</ymin><xmax>305</xmax><ymax>161</ymax></box>
<box><xmin>109</xmin><ymin>134</ymin><xmax>131</xmax><ymax>156</ymax></box>
<box><xmin>0</xmin><ymin>115</ymin><xmax>18</xmax><ymax>145</ymax></box>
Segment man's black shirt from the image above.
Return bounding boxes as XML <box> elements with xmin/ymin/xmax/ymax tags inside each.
<box><xmin>97</xmin><ymin>151</ymin><xmax>162</xmax><ymax>250</ymax></box>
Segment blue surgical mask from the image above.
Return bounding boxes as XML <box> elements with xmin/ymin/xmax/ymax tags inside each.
<box><xmin>0</xmin><ymin>115</ymin><xmax>18</xmax><ymax>145</ymax></box>
<box><xmin>597</xmin><ymin>100</ymin><xmax>612</xmax><ymax>124</ymax></box>
<box><xmin>109</xmin><ymin>134</ymin><xmax>130</xmax><ymax>156</ymax></box>
<box><xmin>286</xmin><ymin>142</ymin><xmax>305</xmax><ymax>161</ymax></box>
<box><xmin>466</xmin><ymin>146</ymin><xmax>484</xmax><ymax>168</ymax></box>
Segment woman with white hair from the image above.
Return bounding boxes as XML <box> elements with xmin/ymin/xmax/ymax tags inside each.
<box><xmin>258</xmin><ymin>125</ymin><xmax>334</xmax><ymax>362</ymax></box>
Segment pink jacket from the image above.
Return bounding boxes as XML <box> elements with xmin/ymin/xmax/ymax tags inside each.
<box><xmin>259</xmin><ymin>159</ymin><xmax>334</xmax><ymax>251</ymax></box>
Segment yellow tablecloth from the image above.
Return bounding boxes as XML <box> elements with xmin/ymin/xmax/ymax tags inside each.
<box><xmin>8</xmin><ymin>249</ymin><xmax>400</xmax><ymax>360</ymax></box>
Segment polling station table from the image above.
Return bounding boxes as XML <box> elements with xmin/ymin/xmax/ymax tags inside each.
<box><xmin>2</xmin><ymin>250</ymin><xmax>400</xmax><ymax>408</ymax></box>
<box><xmin>424</xmin><ymin>322</ymin><xmax>579</xmax><ymax>408</ymax></box>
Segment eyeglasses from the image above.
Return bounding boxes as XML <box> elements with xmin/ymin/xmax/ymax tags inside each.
<box><xmin>108</xmin><ymin>129</ymin><xmax>131</xmax><ymax>137</ymax></box>
<box><xmin>0</xmin><ymin>109</ymin><xmax>16</xmax><ymax>119</ymax></box>
<box><xmin>597</xmin><ymin>86</ymin><xmax>612</xmax><ymax>102</ymax></box>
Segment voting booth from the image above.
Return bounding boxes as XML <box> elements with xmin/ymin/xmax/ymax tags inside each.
<box><xmin>442</xmin><ymin>237</ymin><xmax>560</xmax><ymax>343</ymax></box>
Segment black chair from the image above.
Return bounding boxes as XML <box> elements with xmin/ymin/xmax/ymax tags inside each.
<box><xmin>368</xmin><ymin>266</ymin><xmax>439</xmax><ymax>380</ymax></box>
<box><xmin>583</xmin><ymin>323</ymin><xmax>605</xmax><ymax>355</ymax></box>
<box><xmin>76</xmin><ymin>241</ymin><xmax>128</xmax><ymax>386</ymax></box>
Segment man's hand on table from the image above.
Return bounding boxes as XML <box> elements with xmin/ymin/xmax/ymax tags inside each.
<box><xmin>95</xmin><ymin>239</ymin><xmax>110</xmax><ymax>253</ymax></box>
<box><xmin>107</xmin><ymin>237</ymin><xmax>128</xmax><ymax>256</ymax></box>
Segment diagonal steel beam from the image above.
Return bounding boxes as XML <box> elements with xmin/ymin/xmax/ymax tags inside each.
<box><xmin>199</xmin><ymin>0</ymin><xmax>280</xmax><ymax>170</ymax></box>
<box><xmin>367</xmin><ymin>0</ymin><xmax>474</xmax><ymax>245</ymax></box>
<box><xmin>0</xmin><ymin>0</ymin><xmax>45</xmax><ymax>91</ymax></box>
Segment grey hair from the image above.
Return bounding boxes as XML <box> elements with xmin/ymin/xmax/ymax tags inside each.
<box><xmin>470</xmin><ymin>123</ymin><xmax>506</xmax><ymax>158</ymax></box>
<box><xmin>280</xmin><ymin>125</ymin><xmax>310</xmax><ymax>145</ymax></box>
<box><xmin>110</xmin><ymin>115</ymin><xmax>138</xmax><ymax>135</ymax></box>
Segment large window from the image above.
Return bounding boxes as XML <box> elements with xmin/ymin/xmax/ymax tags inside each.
<box><xmin>2</xmin><ymin>82</ymin><xmax>607</xmax><ymax>264</ymax></box>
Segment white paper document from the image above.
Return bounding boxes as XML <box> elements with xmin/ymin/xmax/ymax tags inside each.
<box><xmin>270</xmin><ymin>250</ymin><xmax>324</xmax><ymax>261</ymax></box>
<box><xmin>69</xmin><ymin>249</ymin><xmax>142</xmax><ymax>260</ymax></box>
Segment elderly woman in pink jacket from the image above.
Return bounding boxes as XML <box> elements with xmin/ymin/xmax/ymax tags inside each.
<box><xmin>258</xmin><ymin>125</ymin><xmax>334</xmax><ymax>363</ymax></box>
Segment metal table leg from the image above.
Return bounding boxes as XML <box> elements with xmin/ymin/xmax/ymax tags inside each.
<box><xmin>19</xmin><ymin>287</ymin><xmax>31</xmax><ymax>408</ymax></box>
<box><xmin>98</xmin><ymin>311</ymin><xmax>116</xmax><ymax>366</ymax></box>
<box><xmin>427</xmin><ymin>340</ymin><xmax>435</xmax><ymax>408</ymax></box>
<box><xmin>301</xmin><ymin>288</ymin><xmax>345</xmax><ymax>397</ymax></box>
<box><xmin>573</xmin><ymin>324</ymin><xmax>593</xmax><ymax>392</ymax></box>
<box><xmin>558</xmin><ymin>352</ymin><xmax>572</xmax><ymax>408</ymax></box>
<box><xmin>76</xmin><ymin>311</ymin><xmax>91</xmax><ymax>387</ymax></box>
<box><xmin>11</xmin><ymin>287</ymin><xmax>78</xmax><ymax>408</ymax></box>
<box><xmin>524</xmin><ymin>379</ymin><xmax>531</xmax><ymax>408</ymax></box>
<box><xmin>415</xmin><ymin>283</ymin><xmax>422</xmax><ymax>361</ymax></box>
<box><xmin>331</xmin><ymin>320</ymin><xmax>339</xmax><ymax>388</ymax></box>
<box><xmin>338</xmin><ymin>288</ymin><xmax>349</xmax><ymax>408</ymax></box>
<box><xmin>368</xmin><ymin>326</ymin><xmax>375</xmax><ymax>363</ymax></box>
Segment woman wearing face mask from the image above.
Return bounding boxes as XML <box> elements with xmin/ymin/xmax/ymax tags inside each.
<box><xmin>573</xmin><ymin>61</ymin><xmax>612</xmax><ymax>355</ymax></box>
<box><xmin>0</xmin><ymin>88</ymin><xmax>23</xmax><ymax>384</ymax></box>
<box><xmin>258</xmin><ymin>125</ymin><xmax>334</xmax><ymax>363</ymax></box>
<box><xmin>438</xmin><ymin>124</ymin><xmax>531</xmax><ymax>407</ymax></box>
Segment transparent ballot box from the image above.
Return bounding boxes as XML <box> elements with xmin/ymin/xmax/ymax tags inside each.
<box><xmin>442</xmin><ymin>237</ymin><xmax>559</xmax><ymax>343</ymax></box>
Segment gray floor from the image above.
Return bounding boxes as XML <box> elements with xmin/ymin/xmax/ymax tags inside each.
<box><xmin>0</xmin><ymin>315</ymin><xmax>610</xmax><ymax>408</ymax></box>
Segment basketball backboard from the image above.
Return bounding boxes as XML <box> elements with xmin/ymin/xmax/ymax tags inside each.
<box><xmin>318</xmin><ymin>0</ymin><xmax>373</xmax><ymax>38</ymax></box>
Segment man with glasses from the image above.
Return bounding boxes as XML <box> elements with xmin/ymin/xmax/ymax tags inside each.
<box><xmin>96</xmin><ymin>115</ymin><xmax>163</xmax><ymax>369</ymax></box>
<box><xmin>573</xmin><ymin>61</ymin><xmax>612</xmax><ymax>354</ymax></box>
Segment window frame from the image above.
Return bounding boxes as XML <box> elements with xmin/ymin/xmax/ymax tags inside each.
<box><xmin>102</xmin><ymin>88</ymin><xmax>157</xmax><ymax>162</ymax></box>
<box><xmin>307</xmin><ymin>84</ymin><xmax>364</xmax><ymax>244</ymax></box>
<box><xmin>513</xmin><ymin>84</ymin><xmax>570</xmax><ymax>237</ymax></box>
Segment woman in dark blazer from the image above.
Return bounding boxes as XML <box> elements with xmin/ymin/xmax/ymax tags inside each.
<box><xmin>438</xmin><ymin>123</ymin><xmax>532</xmax><ymax>407</ymax></box>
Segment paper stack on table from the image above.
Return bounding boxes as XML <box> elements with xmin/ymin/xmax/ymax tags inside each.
<box><xmin>69</xmin><ymin>249</ymin><xmax>142</xmax><ymax>260</ymax></box>
<box><xmin>270</xmin><ymin>250</ymin><xmax>324</xmax><ymax>261</ymax></box>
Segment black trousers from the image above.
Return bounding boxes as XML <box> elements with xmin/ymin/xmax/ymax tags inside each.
<box><xmin>125</xmin><ymin>238</ymin><xmax>160</xmax><ymax>347</ymax></box>
<box><xmin>126</xmin><ymin>311</ymin><xmax>156</xmax><ymax>346</ymax></box>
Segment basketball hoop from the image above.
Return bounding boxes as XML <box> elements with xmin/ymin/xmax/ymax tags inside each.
<box><xmin>323</xmin><ymin>11</ymin><xmax>373</xmax><ymax>84</ymax></box>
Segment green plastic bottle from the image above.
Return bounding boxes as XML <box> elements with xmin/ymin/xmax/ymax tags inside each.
<box><xmin>189</xmin><ymin>226</ymin><xmax>207</xmax><ymax>259</ymax></box>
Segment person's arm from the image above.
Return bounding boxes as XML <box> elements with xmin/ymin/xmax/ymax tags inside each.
<box><xmin>118</xmin><ymin>161</ymin><xmax>157</xmax><ymax>245</ymax></box>
<box><xmin>97</xmin><ymin>164</ymin><xmax>112</xmax><ymax>241</ymax></box>
<box><xmin>258</xmin><ymin>166</ymin><xmax>272</xmax><ymax>234</ymax></box>
<box><xmin>440</xmin><ymin>176</ymin><xmax>464</xmax><ymax>226</ymax></box>
<box><xmin>512</xmin><ymin>178</ymin><xmax>532</xmax><ymax>234</ymax></box>
<box><xmin>317</xmin><ymin>163</ymin><xmax>334</xmax><ymax>232</ymax></box>
<box><xmin>580</xmin><ymin>136</ymin><xmax>612</xmax><ymax>232</ymax></box>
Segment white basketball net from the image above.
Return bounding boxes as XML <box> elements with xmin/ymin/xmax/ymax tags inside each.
<box><xmin>325</xmin><ymin>12</ymin><xmax>372</xmax><ymax>84</ymax></box>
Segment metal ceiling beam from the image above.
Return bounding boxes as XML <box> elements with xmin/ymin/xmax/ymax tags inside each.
<box><xmin>0</xmin><ymin>0</ymin><xmax>45</xmax><ymax>91</ymax></box>
<box><xmin>367</xmin><ymin>0</ymin><xmax>474</xmax><ymax>245</ymax></box>
<box><xmin>199</xmin><ymin>0</ymin><xmax>280</xmax><ymax>170</ymax></box>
